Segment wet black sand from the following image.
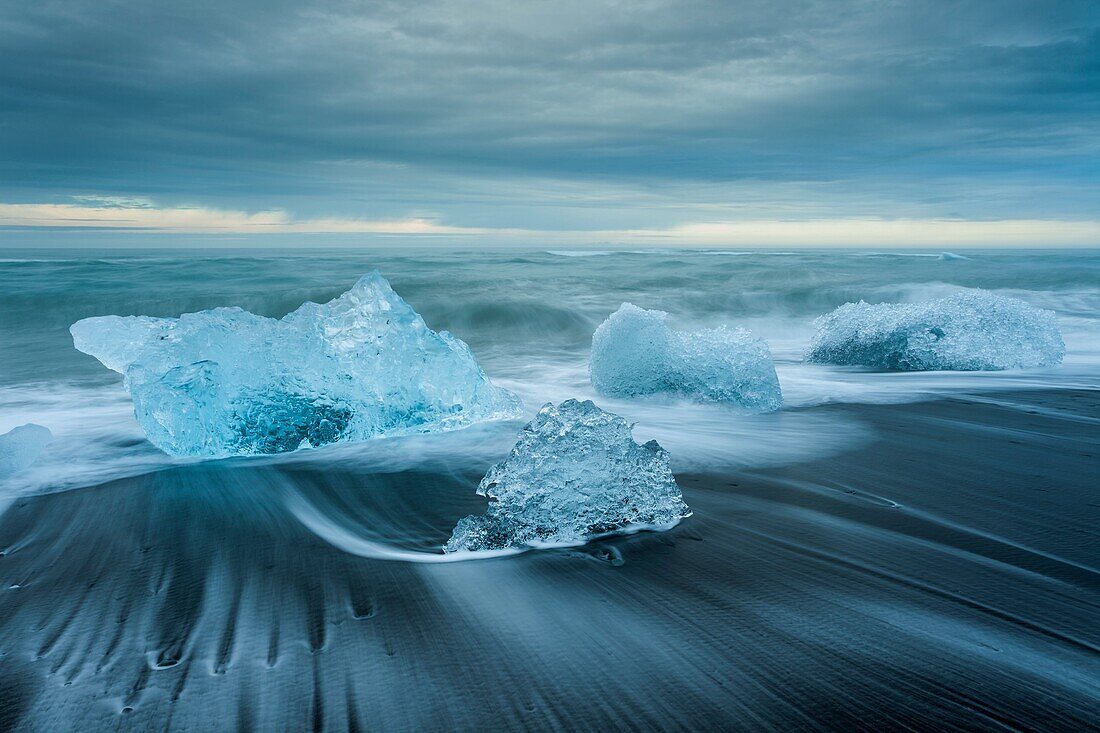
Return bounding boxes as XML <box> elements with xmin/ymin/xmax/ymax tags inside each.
<box><xmin>0</xmin><ymin>390</ymin><xmax>1097</xmax><ymax>731</ymax></box>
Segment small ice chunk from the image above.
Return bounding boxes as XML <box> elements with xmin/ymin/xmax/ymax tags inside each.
<box><xmin>444</xmin><ymin>399</ymin><xmax>690</xmax><ymax>552</ymax></box>
<box><xmin>806</xmin><ymin>290</ymin><xmax>1065</xmax><ymax>371</ymax></box>
<box><xmin>0</xmin><ymin>424</ymin><xmax>52</xmax><ymax>478</ymax></box>
<box><xmin>70</xmin><ymin>272</ymin><xmax>522</xmax><ymax>457</ymax></box>
<box><xmin>589</xmin><ymin>303</ymin><xmax>782</xmax><ymax>411</ymax></box>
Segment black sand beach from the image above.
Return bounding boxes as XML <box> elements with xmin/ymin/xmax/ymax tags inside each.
<box><xmin>0</xmin><ymin>389</ymin><xmax>1096</xmax><ymax>731</ymax></box>
<box><xmin>5</xmin><ymin>0</ymin><xmax>1100</xmax><ymax>726</ymax></box>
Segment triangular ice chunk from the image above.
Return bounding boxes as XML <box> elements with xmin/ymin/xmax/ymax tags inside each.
<box><xmin>71</xmin><ymin>272</ymin><xmax>522</xmax><ymax>457</ymax></box>
<box><xmin>445</xmin><ymin>399</ymin><xmax>690</xmax><ymax>552</ymax></box>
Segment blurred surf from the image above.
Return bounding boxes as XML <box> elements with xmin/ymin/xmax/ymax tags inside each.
<box><xmin>0</xmin><ymin>247</ymin><xmax>1096</xmax><ymax>496</ymax></box>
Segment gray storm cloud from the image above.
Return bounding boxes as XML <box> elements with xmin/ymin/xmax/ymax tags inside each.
<box><xmin>1</xmin><ymin>0</ymin><xmax>1098</xmax><ymax>238</ymax></box>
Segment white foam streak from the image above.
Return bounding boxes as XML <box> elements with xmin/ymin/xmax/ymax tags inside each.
<box><xmin>0</xmin><ymin>381</ymin><xmax>181</xmax><ymax>496</ymax></box>
<box><xmin>286</xmin><ymin>493</ymin><xmax>526</xmax><ymax>563</ymax></box>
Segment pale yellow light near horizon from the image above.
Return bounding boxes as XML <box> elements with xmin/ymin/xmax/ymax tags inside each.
<box><xmin>1</xmin><ymin>202</ymin><xmax>1099</xmax><ymax>246</ymax></box>
<box><xmin>636</xmin><ymin>219</ymin><xmax>1100</xmax><ymax>246</ymax></box>
<box><xmin>0</xmin><ymin>203</ymin><xmax>490</xmax><ymax>235</ymax></box>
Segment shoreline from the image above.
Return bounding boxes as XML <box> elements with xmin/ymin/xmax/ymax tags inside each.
<box><xmin>0</xmin><ymin>389</ymin><xmax>1096</xmax><ymax>730</ymax></box>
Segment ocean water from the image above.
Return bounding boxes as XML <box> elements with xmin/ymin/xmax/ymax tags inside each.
<box><xmin>0</xmin><ymin>247</ymin><xmax>1098</xmax><ymax>730</ymax></box>
<box><xmin>1</xmin><ymin>247</ymin><xmax>1096</xmax><ymax>496</ymax></box>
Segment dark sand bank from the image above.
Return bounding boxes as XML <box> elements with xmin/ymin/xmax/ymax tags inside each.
<box><xmin>0</xmin><ymin>390</ymin><xmax>1096</xmax><ymax>731</ymax></box>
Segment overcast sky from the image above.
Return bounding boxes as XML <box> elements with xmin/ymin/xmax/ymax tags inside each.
<box><xmin>2</xmin><ymin>0</ymin><xmax>1098</xmax><ymax>246</ymax></box>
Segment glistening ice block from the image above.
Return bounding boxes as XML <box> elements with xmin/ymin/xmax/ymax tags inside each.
<box><xmin>589</xmin><ymin>303</ymin><xmax>782</xmax><ymax>411</ymax></box>
<box><xmin>806</xmin><ymin>290</ymin><xmax>1065</xmax><ymax>371</ymax></box>
<box><xmin>71</xmin><ymin>272</ymin><xmax>522</xmax><ymax>457</ymax></box>
<box><xmin>0</xmin><ymin>424</ymin><xmax>52</xmax><ymax>478</ymax></box>
<box><xmin>444</xmin><ymin>399</ymin><xmax>690</xmax><ymax>552</ymax></box>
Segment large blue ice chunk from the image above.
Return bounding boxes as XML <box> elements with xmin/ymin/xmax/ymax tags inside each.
<box><xmin>444</xmin><ymin>399</ymin><xmax>690</xmax><ymax>552</ymax></box>
<box><xmin>70</xmin><ymin>272</ymin><xmax>523</xmax><ymax>457</ymax></box>
<box><xmin>0</xmin><ymin>424</ymin><xmax>52</xmax><ymax>478</ymax></box>
<box><xmin>589</xmin><ymin>303</ymin><xmax>782</xmax><ymax>411</ymax></box>
<box><xmin>806</xmin><ymin>290</ymin><xmax>1065</xmax><ymax>371</ymax></box>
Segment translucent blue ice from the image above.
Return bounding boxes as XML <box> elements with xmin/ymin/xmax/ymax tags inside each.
<box><xmin>589</xmin><ymin>303</ymin><xmax>782</xmax><ymax>411</ymax></box>
<box><xmin>807</xmin><ymin>290</ymin><xmax>1065</xmax><ymax>371</ymax></box>
<box><xmin>444</xmin><ymin>399</ymin><xmax>690</xmax><ymax>552</ymax></box>
<box><xmin>71</xmin><ymin>272</ymin><xmax>522</xmax><ymax>457</ymax></box>
<box><xmin>0</xmin><ymin>424</ymin><xmax>52</xmax><ymax>478</ymax></box>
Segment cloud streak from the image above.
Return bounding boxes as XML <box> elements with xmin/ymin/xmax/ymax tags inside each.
<box><xmin>625</xmin><ymin>219</ymin><xmax>1100</xmax><ymax>247</ymax></box>
<box><xmin>0</xmin><ymin>203</ymin><xmax>499</xmax><ymax>235</ymax></box>
<box><xmin>3</xmin><ymin>200</ymin><xmax>1098</xmax><ymax>246</ymax></box>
